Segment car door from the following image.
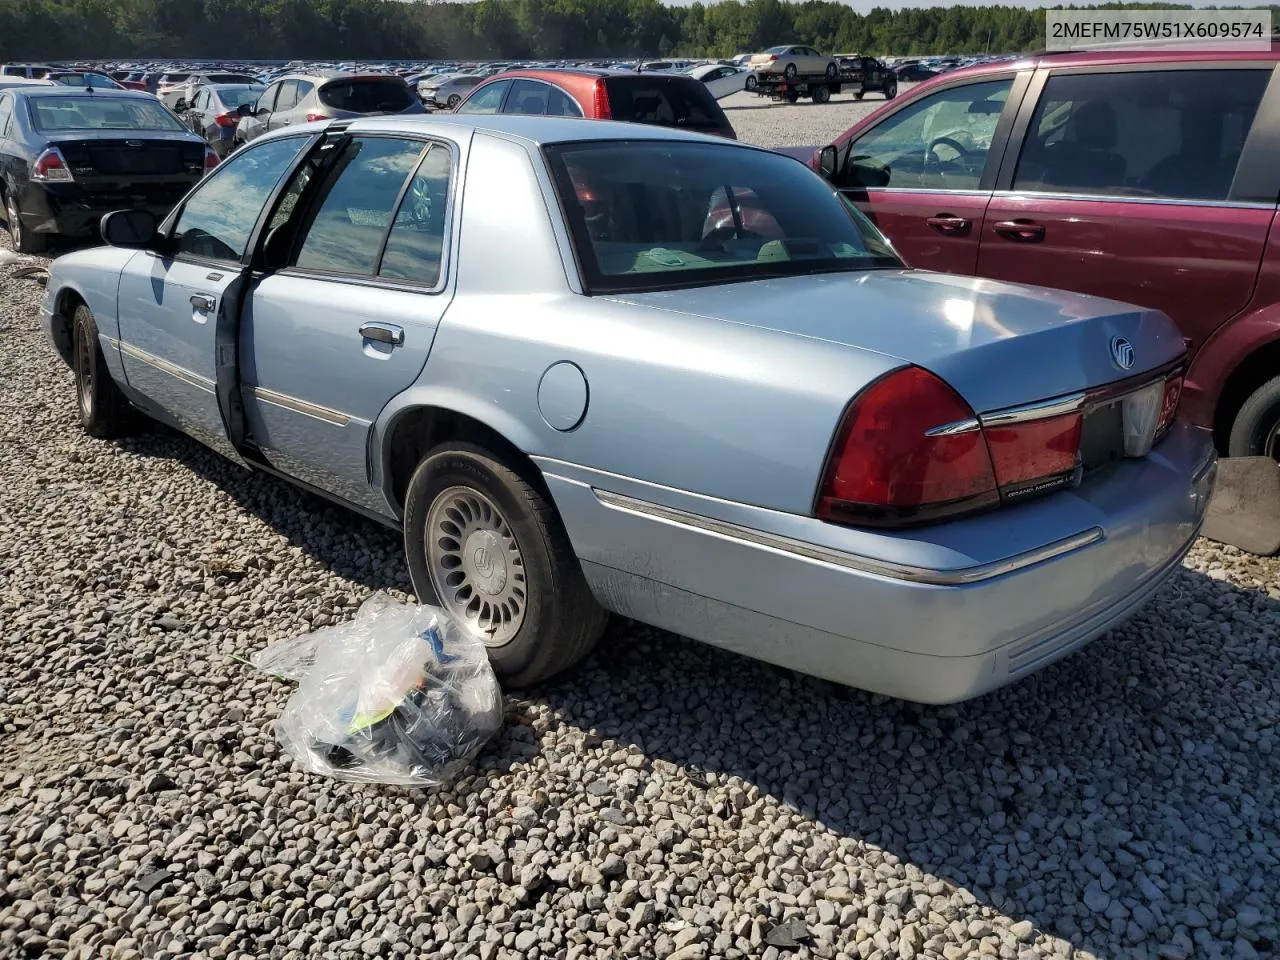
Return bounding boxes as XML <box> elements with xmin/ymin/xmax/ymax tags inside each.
<box><xmin>240</xmin><ymin>134</ymin><xmax>456</xmax><ymax>508</ymax></box>
<box><xmin>827</xmin><ymin>73</ymin><xmax>1027</xmax><ymax>273</ymax></box>
<box><xmin>114</xmin><ymin>135</ymin><xmax>311</xmax><ymax>459</ymax></box>
<box><xmin>704</xmin><ymin>67</ymin><xmax>742</xmax><ymax>100</ymax></box>
<box><xmin>187</xmin><ymin>89</ymin><xmax>209</xmax><ymax>136</ymax></box>
<box><xmin>977</xmin><ymin>64</ymin><xmax>1279</xmax><ymax>355</ymax></box>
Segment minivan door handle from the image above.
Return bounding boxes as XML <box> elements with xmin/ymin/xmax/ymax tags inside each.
<box><xmin>926</xmin><ymin>214</ymin><xmax>972</xmax><ymax>236</ymax></box>
<box><xmin>359</xmin><ymin>322</ymin><xmax>404</xmax><ymax>346</ymax></box>
<box><xmin>993</xmin><ymin>219</ymin><xmax>1046</xmax><ymax>243</ymax></box>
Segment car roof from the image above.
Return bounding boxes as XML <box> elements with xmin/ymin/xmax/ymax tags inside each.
<box><xmin>6</xmin><ymin>87</ymin><xmax>160</xmax><ymax>100</ymax></box>
<box><xmin>274</xmin><ymin>113</ymin><xmax>765</xmax><ymax>150</ymax></box>
<box><xmin>933</xmin><ymin>40</ymin><xmax>1280</xmax><ymax>83</ymax></box>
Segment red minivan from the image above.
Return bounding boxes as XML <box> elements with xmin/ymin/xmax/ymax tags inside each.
<box><xmin>812</xmin><ymin>44</ymin><xmax>1280</xmax><ymax>460</ymax></box>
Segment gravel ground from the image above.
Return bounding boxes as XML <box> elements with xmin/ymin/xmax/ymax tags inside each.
<box><xmin>2</xmin><ymin>150</ymin><xmax>1280</xmax><ymax>960</ymax></box>
<box><xmin>719</xmin><ymin>86</ymin><xmax>907</xmax><ymax>149</ymax></box>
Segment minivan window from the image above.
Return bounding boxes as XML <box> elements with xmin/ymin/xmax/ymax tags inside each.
<box><xmin>841</xmin><ymin>78</ymin><xmax>1012</xmax><ymax>190</ymax></box>
<box><xmin>318</xmin><ymin>78</ymin><xmax>415</xmax><ymax>113</ymax></box>
<box><xmin>546</xmin><ymin>140</ymin><xmax>901</xmax><ymax>294</ymax></box>
<box><xmin>602</xmin><ymin>75</ymin><xmax>731</xmax><ymax>135</ymax></box>
<box><xmin>1013</xmin><ymin>69</ymin><xmax>1271</xmax><ymax>202</ymax></box>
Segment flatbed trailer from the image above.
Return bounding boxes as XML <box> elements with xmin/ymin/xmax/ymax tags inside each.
<box><xmin>754</xmin><ymin>58</ymin><xmax>897</xmax><ymax>104</ymax></box>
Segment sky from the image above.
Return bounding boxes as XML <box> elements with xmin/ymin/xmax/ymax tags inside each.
<box><xmin>662</xmin><ymin>0</ymin><xmax>1269</xmax><ymax>7</ymax></box>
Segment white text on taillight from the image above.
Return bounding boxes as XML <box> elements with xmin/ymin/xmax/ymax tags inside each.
<box><xmin>32</xmin><ymin>147</ymin><xmax>73</xmax><ymax>182</ymax></box>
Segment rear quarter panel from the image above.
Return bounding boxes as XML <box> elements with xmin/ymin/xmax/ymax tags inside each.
<box><xmin>45</xmin><ymin>248</ymin><xmax>136</xmax><ymax>378</ymax></box>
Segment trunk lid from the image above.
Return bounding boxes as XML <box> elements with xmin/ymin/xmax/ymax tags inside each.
<box><xmin>47</xmin><ymin>132</ymin><xmax>206</xmax><ymax>180</ymax></box>
<box><xmin>605</xmin><ymin>270</ymin><xmax>1186</xmax><ymax>414</ymax></box>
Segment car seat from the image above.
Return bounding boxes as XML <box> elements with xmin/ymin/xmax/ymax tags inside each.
<box><xmin>1039</xmin><ymin>100</ymin><xmax>1126</xmax><ymax>190</ymax></box>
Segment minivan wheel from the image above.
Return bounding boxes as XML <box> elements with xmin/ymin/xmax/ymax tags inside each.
<box><xmin>403</xmin><ymin>442</ymin><xmax>607</xmax><ymax>686</ymax></box>
<box><xmin>72</xmin><ymin>304</ymin><xmax>137</xmax><ymax>438</ymax></box>
<box><xmin>1228</xmin><ymin>375</ymin><xmax>1280</xmax><ymax>461</ymax></box>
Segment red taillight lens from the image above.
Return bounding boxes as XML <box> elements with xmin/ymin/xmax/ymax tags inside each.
<box><xmin>817</xmin><ymin>366</ymin><xmax>999</xmax><ymax>525</ymax></box>
<box><xmin>305</xmin><ymin>112</ymin><xmax>327</xmax><ymax>122</ymax></box>
<box><xmin>32</xmin><ymin>148</ymin><xmax>73</xmax><ymax>181</ymax></box>
<box><xmin>1157</xmin><ymin>373</ymin><xmax>1182</xmax><ymax>437</ymax></box>
<box><xmin>592</xmin><ymin>80</ymin><xmax>611</xmax><ymax>119</ymax></box>
<box><xmin>769</xmin><ymin>54</ymin><xmax>779</xmax><ymax>61</ymax></box>
<box><xmin>984</xmin><ymin>412</ymin><xmax>1082</xmax><ymax>494</ymax></box>
<box><xmin>204</xmin><ymin>148</ymin><xmax>219</xmax><ymax>170</ymax></box>
<box><xmin>214</xmin><ymin>112</ymin><xmax>237</xmax><ymax>128</ymax></box>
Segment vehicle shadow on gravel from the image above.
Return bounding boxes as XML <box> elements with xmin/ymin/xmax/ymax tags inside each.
<box><xmin>532</xmin><ymin>569</ymin><xmax>1280</xmax><ymax>957</ymax></box>
<box><xmin>112</xmin><ymin>422</ymin><xmax>414</xmax><ymax>596</ymax></box>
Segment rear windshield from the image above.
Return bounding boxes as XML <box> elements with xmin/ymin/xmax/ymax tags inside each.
<box><xmin>318</xmin><ymin>79</ymin><xmax>415</xmax><ymax>113</ymax></box>
<box><xmin>29</xmin><ymin>97</ymin><xmax>186</xmax><ymax>132</ymax></box>
<box><xmin>206</xmin><ymin>73</ymin><xmax>258</xmax><ymax>84</ymax></box>
<box><xmin>603</xmin><ymin>76</ymin><xmax>731</xmax><ymax>134</ymax></box>
<box><xmin>546</xmin><ymin>140</ymin><xmax>901</xmax><ymax>294</ymax></box>
<box><xmin>162</xmin><ymin>73</ymin><xmax>190</xmax><ymax>82</ymax></box>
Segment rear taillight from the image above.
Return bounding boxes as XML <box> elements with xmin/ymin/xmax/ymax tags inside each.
<box><xmin>818</xmin><ymin>364</ymin><xmax>1185</xmax><ymax>528</ymax></box>
<box><xmin>769</xmin><ymin>54</ymin><xmax>779</xmax><ymax>61</ymax></box>
<box><xmin>214</xmin><ymin>112</ymin><xmax>238</xmax><ymax>128</ymax></box>
<box><xmin>204</xmin><ymin>147</ymin><xmax>219</xmax><ymax>170</ymax></box>
<box><xmin>592</xmin><ymin>80</ymin><xmax>611</xmax><ymax>119</ymax></box>
<box><xmin>817</xmin><ymin>367</ymin><xmax>999</xmax><ymax>526</ymax></box>
<box><xmin>31</xmin><ymin>147</ymin><xmax>73</xmax><ymax>182</ymax></box>
<box><xmin>305</xmin><ymin>112</ymin><xmax>327</xmax><ymax>122</ymax></box>
<box><xmin>1157</xmin><ymin>372</ymin><xmax>1183</xmax><ymax>438</ymax></box>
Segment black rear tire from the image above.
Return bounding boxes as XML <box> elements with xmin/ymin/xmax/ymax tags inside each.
<box><xmin>783</xmin><ymin>63</ymin><xmax>797</xmax><ymax>81</ymax></box>
<box><xmin>824</xmin><ymin>63</ymin><xmax>837</xmax><ymax>80</ymax></box>
<box><xmin>72</xmin><ymin>304</ymin><xmax>137</xmax><ymax>439</ymax></box>
<box><xmin>403</xmin><ymin>442</ymin><xmax>607</xmax><ymax>687</ymax></box>
<box><xmin>1228</xmin><ymin>375</ymin><xmax>1280</xmax><ymax>460</ymax></box>
<box><xmin>784</xmin><ymin>90</ymin><xmax>800</xmax><ymax>104</ymax></box>
<box><xmin>5</xmin><ymin>185</ymin><xmax>46</xmax><ymax>255</ymax></box>
<box><xmin>812</xmin><ymin>85</ymin><xmax>831</xmax><ymax>104</ymax></box>
<box><xmin>885</xmin><ymin>81</ymin><xmax>898</xmax><ymax>100</ymax></box>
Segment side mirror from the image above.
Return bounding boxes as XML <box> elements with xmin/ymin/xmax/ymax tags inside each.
<box><xmin>818</xmin><ymin>144</ymin><xmax>839</xmax><ymax>180</ymax></box>
<box><xmin>236</xmin><ymin>103</ymin><xmax>252</xmax><ymax>117</ymax></box>
<box><xmin>100</xmin><ymin>209</ymin><xmax>158</xmax><ymax>249</ymax></box>
<box><xmin>173</xmin><ymin>98</ymin><xmax>188</xmax><ymax>112</ymax></box>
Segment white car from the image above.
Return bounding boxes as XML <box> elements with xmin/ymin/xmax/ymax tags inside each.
<box><xmin>687</xmin><ymin>63</ymin><xmax>749</xmax><ymax>100</ymax></box>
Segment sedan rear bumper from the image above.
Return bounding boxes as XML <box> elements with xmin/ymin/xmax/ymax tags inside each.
<box><xmin>16</xmin><ymin>180</ymin><xmax>196</xmax><ymax>238</ymax></box>
<box><xmin>539</xmin><ymin>422</ymin><xmax>1216</xmax><ymax>703</ymax></box>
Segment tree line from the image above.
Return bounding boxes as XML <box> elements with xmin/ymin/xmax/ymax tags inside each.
<box><xmin>2</xmin><ymin>0</ymin><xmax>1276</xmax><ymax>62</ymax></box>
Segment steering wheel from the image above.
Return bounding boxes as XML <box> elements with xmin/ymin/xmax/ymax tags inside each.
<box><xmin>924</xmin><ymin>135</ymin><xmax>971</xmax><ymax>174</ymax></box>
<box><xmin>699</xmin><ymin>225</ymin><xmax>763</xmax><ymax>252</ymax></box>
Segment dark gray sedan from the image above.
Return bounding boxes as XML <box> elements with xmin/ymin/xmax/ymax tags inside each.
<box><xmin>176</xmin><ymin>83</ymin><xmax>264</xmax><ymax>157</ymax></box>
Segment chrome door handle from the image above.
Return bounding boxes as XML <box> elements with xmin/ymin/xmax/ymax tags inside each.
<box><xmin>190</xmin><ymin>294</ymin><xmax>216</xmax><ymax>312</ymax></box>
<box><xmin>359</xmin><ymin>322</ymin><xmax>404</xmax><ymax>346</ymax></box>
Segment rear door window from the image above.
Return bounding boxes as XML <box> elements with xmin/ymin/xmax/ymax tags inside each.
<box><xmin>602</xmin><ymin>76</ymin><xmax>731</xmax><ymax>134</ymax></box>
<box><xmin>379</xmin><ymin>144</ymin><xmax>453</xmax><ymax>286</ymax></box>
<box><xmin>273</xmin><ymin>79</ymin><xmax>300</xmax><ymax>113</ymax></box>
<box><xmin>1013</xmin><ymin>69</ymin><xmax>1271</xmax><ymax>202</ymax></box>
<box><xmin>318</xmin><ymin>79</ymin><xmax>415</xmax><ymax>113</ymax></box>
<box><xmin>291</xmin><ymin>136</ymin><xmax>426</xmax><ymax>275</ymax></box>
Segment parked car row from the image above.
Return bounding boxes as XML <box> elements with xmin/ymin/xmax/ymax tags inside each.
<box><xmin>38</xmin><ymin>112</ymin><xmax>1214</xmax><ymax>705</ymax></box>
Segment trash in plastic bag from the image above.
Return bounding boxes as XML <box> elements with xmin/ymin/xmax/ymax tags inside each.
<box><xmin>252</xmin><ymin>592</ymin><xmax>504</xmax><ymax>787</ymax></box>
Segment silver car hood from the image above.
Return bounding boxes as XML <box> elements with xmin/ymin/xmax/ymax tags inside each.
<box><xmin>604</xmin><ymin>270</ymin><xmax>1185</xmax><ymax>413</ymax></box>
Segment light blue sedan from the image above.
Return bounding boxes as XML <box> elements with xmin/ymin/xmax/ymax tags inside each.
<box><xmin>39</xmin><ymin>115</ymin><xmax>1217</xmax><ymax>703</ymax></box>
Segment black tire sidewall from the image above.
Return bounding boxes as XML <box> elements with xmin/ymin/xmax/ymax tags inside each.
<box><xmin>73</xmin><ymin>306</ymin><xmax>111</xmax><ymax>433</ymax></box>
<box><xmin>784</xmin><ymin>63</ymin><xmax>797</xmax><ymax>80</ymax></box>
<box><xmin>403</xmin><ymin>446</ymin><xmax>560</xmax><ymax>681</ymax></box>
<box><xmin>1228</xmin><ymin>376</ymin><xmax>1280</xmax><ymax>458</ymax></box>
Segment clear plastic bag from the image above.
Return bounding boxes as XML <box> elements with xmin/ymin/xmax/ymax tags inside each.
<box><xmin>253</xmin><ymin>593</ymin><xmax>504</xmax><ymax>786</ymax></box>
